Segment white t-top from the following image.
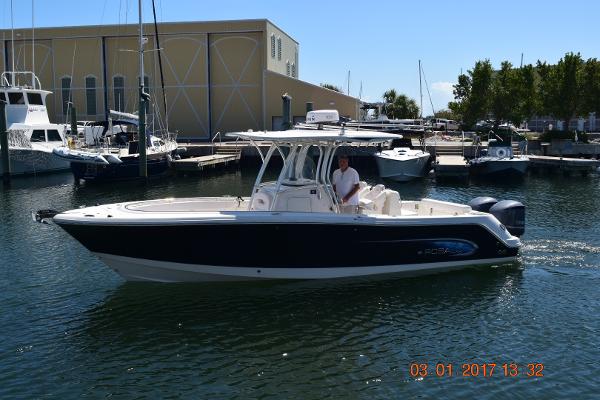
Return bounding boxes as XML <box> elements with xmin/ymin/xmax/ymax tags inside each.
<box><xmin>332</xmin><ymin>167</ymin><xmax>360</xmax><ymax>206</ymax></box>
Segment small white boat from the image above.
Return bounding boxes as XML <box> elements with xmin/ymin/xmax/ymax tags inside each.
<box><xmin>0</xmin><ymin>71</ymin><xmax>70</xmax><ymax>175</ymax></box>
<box><xmin>470</xmin><ymin>145</ymin><xmax>529</xmax><ymax>176</ymax></box>
<box><xmin>374</xmin><ymin>147</ymin><xmax>431</xmax><ymax>181</ymax></box>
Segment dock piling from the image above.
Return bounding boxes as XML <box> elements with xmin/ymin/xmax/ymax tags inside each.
<box><xmin>0</xmin><ymin>100</ymin><xmax>10</xmax><ymax>185</ymax></box>
<box><xmin>282</xmin><ymin>93</ymin><xmax>292</xmax><ymax>130</ymax></box>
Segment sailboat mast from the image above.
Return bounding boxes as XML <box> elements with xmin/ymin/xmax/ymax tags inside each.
<box><xmin>418</xmin><ymin>60</ymin><xmax>423</xmax><ymax>119</ymax></box>
<box><xmin>138</xmin><ymin>0</ymin><xmax>147</xmax><ymax>178</ymax></box>
<box><xmin>31</xmin><ymin>0</ymin><xmax>35</xmax><ymax>87</ymax></box>
<box><xmin>10</xmin><ymin>0</ymin><xmax>15</xmax><ymax>86</ymax></box>
<box><xmin>347</xmin><ymin>70</ymin><xmax>350</xmax><ymax>96</ymax></box>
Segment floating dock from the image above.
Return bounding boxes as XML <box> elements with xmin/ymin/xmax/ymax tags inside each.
<box><xmin>434</xmin><ymin>155</ymin><xmax>470</xmax><ymax>178</ymax></box>
<box><xmin>171</xmin><ymin>150</ymin><xmax>241</xmax><ymax>172</ymax></box>
<box><xmin>527</xmin><ymin>155</ymin><xmax>600</xmax><ymax>174</ymax></box>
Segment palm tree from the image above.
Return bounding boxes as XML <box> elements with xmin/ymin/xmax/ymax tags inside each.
<box><xmin>382</xmin><ymin>89</ymin><xmax>420</xmax><ymax>119</ymax></box>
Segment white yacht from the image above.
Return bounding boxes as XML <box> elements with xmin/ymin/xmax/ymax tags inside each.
<box><xmin>374</xmin><ymin>147</ymin><xmax>431</xmax><ymax>182</ymax></box>
<box><xmin>0</xmin><ymin>72</ymin><xmax>69</xmax><ymax>175</ymax></box>
<box><xmin>43</xmin><ymin>113</ymin><xmax>524</xmax><ymax>282</ymax></box>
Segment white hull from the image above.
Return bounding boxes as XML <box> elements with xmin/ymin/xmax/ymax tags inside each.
<box><xmin>0</xmin><ymin>148</ymin><xmax>70</xmax><ymax>175</ymax></box>
<box><xmin>375</xmin><ymin>149</ymin><xmax>431</xmax><ymax>181</ymax></box>
<box><xmin>96</xmin><ymin>253</ymin><xmax>518</xmax><ymax>282</ymax></box>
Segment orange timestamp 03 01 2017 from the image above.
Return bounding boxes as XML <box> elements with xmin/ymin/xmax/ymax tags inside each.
<box><xmin>409</xmin><ymin>362</ymin><xmax>544</xmax><ymax>378</ymax></box>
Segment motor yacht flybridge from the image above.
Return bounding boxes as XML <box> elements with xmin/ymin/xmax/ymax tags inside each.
<box><xmin>47</xmin><ymin>112</ymin><xmax>524</xmax><ymax>282</ymax></box>
<box><xmin>0</xmin><ymin>71</ymin><xmax>69</xmax><ymax>175</ymax></box>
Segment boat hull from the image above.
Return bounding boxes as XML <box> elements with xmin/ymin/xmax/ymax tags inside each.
<box><xmin>56</xmin><ymin>221</ymin><xmax>519</xmax><ymax>282</ymax></box>
<box><xmin>95</xmin><ymin>253</ymin><xmax>517</xmax><ymax>282</ymax></box>
<box><xmin>0</xmin><ymin>148</ymin><xmax>70</xmax><ymax>175</ymax></box>
<box><xmin>375</xmin><ymin>153</ymin><xmax>431</xmax><ymax>181</ymax></box>
<box><xmin>70</xmin><ymin>153</ymin><xmax>171</xmax><ymax>182</ymax></box>
<box><xmin>470</xmin><ymin>159</ymin><xmax>529</xmax><ymax>176</ymax></box>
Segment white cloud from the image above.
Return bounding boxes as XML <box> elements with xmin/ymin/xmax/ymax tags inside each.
<box><xmin>431</xmin><ymin>81</ymin><xmax>454</xmax><ymax>96</ymax></box>
<box><xmin>425</xmin><ymin>81</ymin><xmax>456</xmax><ymax>114</ymax></box>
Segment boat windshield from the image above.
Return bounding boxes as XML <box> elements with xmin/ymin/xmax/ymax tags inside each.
<box><xmin>282</xmin><ymin>144</ymin><xmax>317</xmax><ymax>185</ymax></box>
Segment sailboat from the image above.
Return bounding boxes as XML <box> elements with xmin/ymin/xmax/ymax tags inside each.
<box><xmin>51</xmin><ymin>0</ymin><xmax>178</xmax><ymax>182</ymax></box>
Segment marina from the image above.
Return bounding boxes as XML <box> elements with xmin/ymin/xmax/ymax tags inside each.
<box><xmin>2</xmin><ymin>168</ymin><xmax>600</xmax><ymax>397</ymax></box>
<box><xmin>2</xmin><ymin>0</ymin><xmax>600</xmax><ymax>398</ymax></box>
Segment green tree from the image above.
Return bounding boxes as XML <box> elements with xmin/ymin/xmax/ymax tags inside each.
<box><xmin>465</xmin><ymin>60</ymin><xmax>493</xmax><ymax>127</ymax></box>
<box><xmin>448</xmin><ymin>73</ymin><xmax>471</xmax><ymax>122</ymax></box>
<box><xmin>538</xmin><ymin>53</ymin><xmax>584</xmax><ymax>131</ymax></box>
<box><xmin>320</xmin><ymin>83</ymin><xmax>342</xmax><ymax>92</ymax></box>
<box><xmin>434</xmin><ymin>109</ymin><xmax>458</xmax><ymax>120</ymax></box>
<box><xmin>490</xmin><ymin>61</ymin><xmax>516</xmax><ymax>128</ymax></box>
<box><xmin>449</xmin><ymin>61</ymin><xmax>493</xmax><ymax>127</ymax></box>
<box><xmin>581</xmin><ymin>58</ymin><xmax>600</xmax><ymax>114</ymax></box>
<box><xmin>515</xmin><ymin>64</ymin><xmax>538</xmax><ymax>123</ymax></box>
<box><xmin>382</xmin><ymin>89</ymin><xmax>420</xmax><ymax>119</ymax></box>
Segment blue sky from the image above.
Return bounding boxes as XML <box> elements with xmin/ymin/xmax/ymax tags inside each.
<box><xmin>3</xmin><ymin>0</ymin><xmax>599</xmax><ymax>115</ymax></box>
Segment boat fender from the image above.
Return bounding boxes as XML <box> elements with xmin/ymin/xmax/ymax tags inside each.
<box><xmin>104</xmin><ymin>154</ymin><xmax>123</xmax><ymax>164</ymax></box>
<box><xmin>489</xmin><ymin>200</ymin><xmax>525</xmax><ymax>237</ymax></box>
<box><xmin>468</xmin><ymin>197</ymin><xmax>498</xmax><ymax>213</ymax></box>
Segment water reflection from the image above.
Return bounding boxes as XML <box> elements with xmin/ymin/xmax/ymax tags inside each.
<box><xmin>83</xmin><ymin>265</ymin><xmax>523</xmax><ymax>351</ymax></box>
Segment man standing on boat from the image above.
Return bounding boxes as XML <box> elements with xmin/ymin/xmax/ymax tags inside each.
<box><xmin>332</xmin><ymin>154</ymin><xmax>360</xmax><ymax>213</ymax></box>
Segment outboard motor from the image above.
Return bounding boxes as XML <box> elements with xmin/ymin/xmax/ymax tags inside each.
<box><xmin>468</xmin><ymin>196</ymin><xmax>498</xmax><ymax>213</ymax></box>
<box><xmin>489</xmin><ymin>200</ymin><xmax>525</xmax><ymax>237</ymax></box>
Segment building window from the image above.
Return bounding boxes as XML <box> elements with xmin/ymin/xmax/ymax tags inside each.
<box><xmin>286</xmin><ymin>61</ymin><xmax>290</xmax><ymax>76</ymax></box>
<box><xmin>291</xmin><ymin>63</ymin><xmax>296</xmax><ymax>78</ymax></box>
<box><xmin>270</xmin><ymin>34</ymin><xmax>275</xmax><ymax>59</ymax></box>
<box><xmin>277</xmin><ymin>37</ymin><xmax>282</xmax><ymax>60</ymax></box>
<box><xmin>113</xmin><ymin>76</ymin><xmax>125</xmax><ymax>112</ymax></box>
<box><xmin>61</xmin><ymin>76</ymin><xmax>71</xmax><ymax>116</ymax></box>
<box><xmin>85</xmin><ymin>76</ymin><xmax>97</xmax><ymax>116</ymax></box>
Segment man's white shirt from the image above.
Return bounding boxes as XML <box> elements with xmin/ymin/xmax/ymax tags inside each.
<box><xmin>332</xmin><ymin>167</ymin><xmax>359</xmax><ymax>206</ymax></box>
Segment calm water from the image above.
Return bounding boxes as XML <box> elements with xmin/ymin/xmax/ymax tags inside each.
<box><xmin>1</xmin><ymin>166</ymin><xmax>599</xmax><ymax>399</ymax></box>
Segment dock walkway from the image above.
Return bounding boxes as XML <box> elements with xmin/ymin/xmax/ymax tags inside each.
<box><xmin>171</xmin><ymin>149</ymin><xmax>241</xmax><ymax>172</ymax></box>
<box><xmin>434</xmin><ymin>155</ymin><xmax>469</xmax><ymax>178</ymax></box>
<box><xmin>528</xmin><ymin>155</ymin><xmax>600</xmax><ymax>173</ymax></box>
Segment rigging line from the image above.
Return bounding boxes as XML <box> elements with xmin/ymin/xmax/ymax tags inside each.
<box><xmin>151</xmin><ymin>0</ymin><xmax>168</xmax><ymax>131</ymax></box>
<box><xmin>420</xmin><ymin>62</ymin><xmax>436</xmax><ymax>116</ymax></box>
<box><xmin>66</xmin><ymin>42</ymin><xmax>77</xmax><ymax>124</ymax></box>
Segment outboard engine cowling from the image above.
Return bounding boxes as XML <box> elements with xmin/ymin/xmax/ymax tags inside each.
<box><xmin>468</xmin><ymin>197</ymin><xmax>498</xmax><ymax>213</ymax></box>
<box><xmin>489</xmin><ymin>200</ymin><xmax>525</xmax><ymax>237</ymax></box>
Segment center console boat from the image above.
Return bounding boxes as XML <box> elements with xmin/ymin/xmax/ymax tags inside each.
<box><xmin>46</xmin><ymin>112</ymin><xmax>524</xmax><ymax>282</ymax></box>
